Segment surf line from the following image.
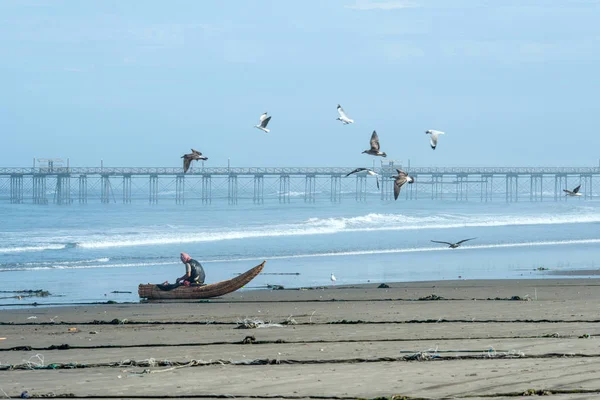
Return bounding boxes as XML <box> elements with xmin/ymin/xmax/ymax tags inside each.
<box><xmin>208</xmin><ymin>238</ymin><xmax>600</xmax><ymax>263</ymax></box>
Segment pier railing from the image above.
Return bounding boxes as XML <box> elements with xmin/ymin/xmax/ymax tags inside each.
<box><xmin>1</xmin><ymin>165</ymin><xmax>599</xmax><ymax>205</ymax></box>
<box><xmin>2</xmin><ymin>166</ymin><xmax>600</xmax><ymax>176</ymax></box>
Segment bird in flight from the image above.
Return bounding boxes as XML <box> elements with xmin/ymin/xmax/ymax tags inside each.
<box><xmin>181</xmin><ymin>149</ymin><xmax>208</xmax><ymax>173</ymax></box>
<box><xmin>362</xmin><ymin>131</ymin><xmax>387</xmax><ymax>157</ymax></box>
<box><xmin>563</xmin><ymin>184</ymin><xmax>582</xmax><ymax>197</ymax></box>
<box><xmin>431</xmin><ymin>238</ymin><xmax>476</xmax><ymax>248</ymax></box>
<box><xmin>392</xmin><ymin>169</ymin><xmax>414</xmax><ymax>200</ymax></box>
<box><xmin>255</xmin><ymin>112</ymin><xmax>272</xmax><ymax>133</ymax></box>
<box><xmin>425</xmin><ymin>130</ymin><xmax>445</xmax><ymax>150</ymax></box>
<box><xmin>336</xmin><ymin>104</ymin><xmax>354</xmax><ymax>125</ymax></box>
<box><xmin>346</xmin><ymin>168</ymin><xmax>380</xmax><ymax>189</ymax></box>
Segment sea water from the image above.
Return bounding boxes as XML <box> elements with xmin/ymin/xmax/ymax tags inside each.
<box><xmin>1</xmin><ymin>197</ymin><xmax>599</xmax><ymax>307</ymax></box>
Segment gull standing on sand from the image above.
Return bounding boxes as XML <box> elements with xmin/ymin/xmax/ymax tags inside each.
<box><xmin>346</xmin><ymin>168</ymin><xmax>380</xmax><ymax>189</ymax></box>
<box><xmin>425</xmin><ymin>130</ymin><xmax>445</xmax><ymax>150</ymax></box>
<box><xmin>255</xmin><ymin>112</ymin><xmax>272</xmax><ymax>133</ymax></box>
<box><xmin>362</xmin><ymin>131</ymin><xmax>387</xmax><ymax>157</ymax></box>
<box><xmin>392</xmin><ymin>169</ymin><xmax>414</xmax><ymax>200</ymax></box>
<box><xmin>181</xmin><ymin>149</ymin><xmax>208</xmax><ymax>173</ymax></box>
<box><xmin>330</xmin><ymin>273</ymin><xmax>336</xmax><ymax>284</ymax></box>
<box><xmin>431</xmin><ymin>238</ymin><xmax>476</xmax><ymax>248</ymax></box>
<box><xmin>564</xmin><ymin>184</ymin><xmax>582</xmax><ymax>197</ymax></box>
<box><xmin>336</xmin><ymin>104</ymin><xmax>354</xmax><ymax>125</ymax></box>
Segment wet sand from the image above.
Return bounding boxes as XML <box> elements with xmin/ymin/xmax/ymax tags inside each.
<box><xmin>1</xmin><ymin>278</ymin><xmax>600</xmax><ymax>399</ymax></box>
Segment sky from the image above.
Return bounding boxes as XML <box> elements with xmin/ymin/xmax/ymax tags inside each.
<box><xmin>1</xmin><ymin>0</ymin><xmax>600</xmax><ymax>168</ymax></box>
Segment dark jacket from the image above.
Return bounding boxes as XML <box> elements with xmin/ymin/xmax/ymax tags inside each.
<box><xmin>186</xmin><ymin>259</ymin><xmax>205</xmax><ymax>284</ymax></box>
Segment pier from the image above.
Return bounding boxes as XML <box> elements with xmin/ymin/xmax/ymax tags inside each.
<box><xmin>1</xmin><ymin>163</ymin><xmax>599</xmax><ymax>205</ymax></box>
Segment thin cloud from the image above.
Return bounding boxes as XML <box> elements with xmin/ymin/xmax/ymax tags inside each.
<box><xmin>346</xmin><ymin>0</ymin><xmax>419</xmax><ymax>10</ymax></box>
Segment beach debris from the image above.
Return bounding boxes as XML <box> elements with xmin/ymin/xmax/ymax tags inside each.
<box><xmin>542</xmin><ymin>332</ymin><xmax>560</xmax><ymax>338</ymax></box>
<box><xmin>27</xmin><ymin>316</ymin><xmax>37</xmax><ymax>320</ymax></box>
<box><xmin>0</xmin><ymin>338</ymin><xmax>5</xmax><ymax>341</ymax></box>
<box><xmin>309</xmin><ymin>310</ymin><xmax>317</xmax><ymax>324</ymax></box>
<box><xmin>579</xmin><ymin>333</ymin><xmax>591</xmax><ymax>339</ymax></box>
<box><xmin>404</xmin><ymin>346</ymin><xmax>440</xmax><ymax>361</ymax></box>
<box><xmin>419</xmin><ymin>294</ymin><xmax>444</xmax><ymax>301</ymax></box>
<box><xmin>0</xmin><ymin>290</ymin><xmax>50</xmax><ymax>298</ymax></box>
<box><xmin>377</xmin><ymin>283</ymin><xmax>390</xmax><ymax>289</ymax></box>
<box><xmin>486</xmin><ymin>295</ymin><xmax>531</xmax><ymax>301</ymax></box>
<box><xmin>89</xmin><ymin>331</ymin><xmax>98</xmax><ymax>334</ymax></box>
<box><xmin>111</xmin><ymin>291</ymin><xmax>132</xmax><ymax>294</ymax></box>
<box><xmin>522</xmin><ymin>389</ymin><xmax>552</xmax><ymax>396</ymax></box>
<box><xmin>49</xmin><ymin>316</ymin><xmax>58</xmax><ymax>323</ymax></box>
<box><xmin>67</xmin><ymin>327</ymin><xmax>79</xmax><ymax>333</ymax></box>
<box><xmin>48</xmin><ymin>344</ymin><xmax>70</xmax><ymax>350</ymax></box>
<box><xmin>24</xmin><ymin>354</ymin><xmax>44</xmax><ymax>369</ymax></box>
<box><xmin>266</xmin><ymin>284</ymin><xmax>285</xmax><ymax>290</ymax></box>
<box><xmin>242</xmin><ymin>335</ymin><xmax>256</xmax><ymax>344</ymax></box>
<box><xmin>484</xmin><ymin>346</ymin><xmax>525</xmax><ymax>359</ymax></box>
<box><xmin>20</xmin><ymin>391</ymin><xmax>30</xmax><ymax>399</ymax></box>
<box><xmin>235</xmin><ymin>318</ymin><xmax>283</xmax><ymax>329</ymax></box>
<box><xmin>281</xmin><ymin>315</ymin><xmax>297</xmax><ymax>325</ymax></box>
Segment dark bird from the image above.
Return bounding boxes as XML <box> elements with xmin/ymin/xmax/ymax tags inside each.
<box><xmin>392</xmin><ymin>169</ymin><xmax>414</xmax><ymax>200</ymax></box>
<box><xmin>431</xmin><ymin>238</ymin><xmax>477</xmax><ymax>248</ymax></box>
<box><xmin>182</xmin><ymin>149</ymin><xmax>208</xmax><ymax>173</ymax></box>
<box><xmin>346</xmin><ymin>168</ymin><xmax>380</xmax><ymax>189</ymax></box>
<box><xmin>362</xmin><ymin>131</ymin><xmax>387</xmax><ymax>157</ymax></box>
<box><xmin>255</xmin><ymin>112</ymin><xmax>272</xmax><ymax>133</ymax></box>
<box><xmin>563</xmin><ymin>184</ymin><xmax>582</xmax><ymax>197</ymax></box>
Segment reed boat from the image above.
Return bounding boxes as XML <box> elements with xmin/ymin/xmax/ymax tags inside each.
<box><xmin>138</xmin><ymin>261</ymin><xmax>265</xmax><ymax>300</ymax></box>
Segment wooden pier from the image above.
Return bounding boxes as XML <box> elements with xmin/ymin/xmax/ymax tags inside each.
<box><xmin>0</xmin><ymin>163</ymin><xmax>598</xmax><ymax>205</ymax></box>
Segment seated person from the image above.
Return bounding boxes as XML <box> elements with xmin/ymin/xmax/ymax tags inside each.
<box><xmin>176</xmin><ymin>252</ymin><xmax>206</xmax><ymax>286</ymax></box>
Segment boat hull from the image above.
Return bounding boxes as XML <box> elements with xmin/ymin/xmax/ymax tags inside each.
<box><xmin>138</xmin><ymin>261</ymin><xmax>265</xmax><ymax>300</ymax></box>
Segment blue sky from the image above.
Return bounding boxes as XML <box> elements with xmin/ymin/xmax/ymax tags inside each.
<box><xmin>1</xmin><ymin>0</ymin><xmax>599</xmax><ymax>168</ymax></box>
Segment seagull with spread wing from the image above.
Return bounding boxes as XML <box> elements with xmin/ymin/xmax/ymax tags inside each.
<box><xmin>431</xmin><ymin>238</ymin><xmax>476</xmax><ymax>249</ymax></box>
<box><xmin>181</xmin><ymin>149</ymin><xmax>208</xmax><ymax>173</ymax></box>
<box><xmin>392</xmin><ymin>169</ymin><xmax>414</xmax><ymax>200</ymax></box>
<box><xmin>563</xmin><ymin>184</ymin><xmax>582</xmax><ymax>197</ymax></box>
<box><xmin>255</xmin><ymin>112</ymin><xmax>272</xmax><ymax>133</ymax></box>
<box><xmin>425</xmin><ymin>129</ymin><xmax>445</xmax><ymax>150</ymax></box>
<box><xmin>346</xmin><ymin>168</ymin><xmax>380</xmax><ymax>189</ymax></box>
<box><xmin>362</xmin><ymin>131</ymin><xmax>387</xmax><ymax>157</ymax></box>
<box><xmin>336</xmin><ymin>104</ymin><xmax>354</xmax><ymax>125</ymax></box>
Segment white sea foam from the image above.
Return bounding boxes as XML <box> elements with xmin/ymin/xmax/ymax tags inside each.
<box><xmin>0</xmin><ymin>244</ymin><xmax>67</xmax><ymax>253</ymax></box>
<box><xmin>0</xmin><ymin>261</ymin><xmax>176</xmax><ymax>272</ymax></box>
<box><xmin>73</xmin><ymin>211</ymin><xmax>600</xmax><ymax>250</ymax></box>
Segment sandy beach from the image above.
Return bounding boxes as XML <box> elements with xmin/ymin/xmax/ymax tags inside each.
<box><xmin>1</xmin><ymin>278</ymin><xmax>600</xmax><ymax>399</ymax></box>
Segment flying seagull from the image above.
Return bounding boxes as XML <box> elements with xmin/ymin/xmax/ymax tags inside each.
<box><xmin>182</xmin><ymin>149</ymin><xmax>208</xmax><ymax>173</ymax></box>
<box><xmin>346</xmin><ymin>168</ymin><xmax>380</xmax><ymax>189</ymax></box>
<box><xmin>362</xmin><ymin>131</ymin><xmax>387</xmax><ymax>157</ymax></box>
<box><xmin>392</xmin><ymin>169</ymin><xmax>414</xmax><ymax>200</ymax></box>
<box><xmin>563</xmin><ymin>184</ymin><xmax>582</xmax><ymax>197</ymax></box>
<box><xmin>425</xmin><ymin>129</ymin><xmax>445</xmax><ymax>150</ymax></box>
<box><xmin>255</xmin><ymin>112</ymin><xmax>272</xmax><ymax>133</ymax></box>
<box><xmin>336</xmin><ymin>104</ymin><xmax>354</xmax><ymax>125</ymax></box>
<box><xmin>431</xmin><ymin>238</ymin><xmax>477</xmax><ymax>249</ymax></box>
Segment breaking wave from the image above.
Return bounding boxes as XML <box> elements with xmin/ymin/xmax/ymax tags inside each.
<box><xmin>73</xmin><ymin>211</ymin><xmax>600</xmax><ymax>249</ymax></box>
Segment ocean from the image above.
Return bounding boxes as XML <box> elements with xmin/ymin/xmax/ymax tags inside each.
<box><xmin>1</xmin><ymin>196</ymin><xmax>599</xmax><ymax>308</ymax></box>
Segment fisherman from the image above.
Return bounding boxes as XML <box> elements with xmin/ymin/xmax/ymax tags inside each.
<box><xmin>176</xmin><ymin>252</ymin><xmax>206</xmax><ymax>286</ymax></box>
